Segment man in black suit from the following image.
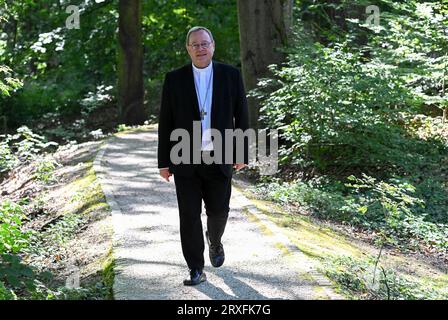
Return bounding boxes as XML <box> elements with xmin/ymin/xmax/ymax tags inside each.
<box><xmin>157</xmin><ymin>26</ymin><xmax>249</xmax><ymax>286</ymax></box>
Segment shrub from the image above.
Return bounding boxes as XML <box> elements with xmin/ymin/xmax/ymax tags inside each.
<box><xmin>0</xmin><ymin>200</ymin><xmax>31</xmax><ymax>255</ymax></box>
<box><xmin>0</xmin><ymin>126</ymin><xmax>59</xmax><ymax>176</ymax></box>
<box><xmin>252</xmin><ymin>174</ymin><xmax>448</xmax><ymax>251</ymax></box>
<box><xmin>253</xmin><ymin>34</ymin><xmax>422</xmax><ymax>174</ymax></box>
<box><xmin>33</xmin><ymin>157</ymin><xmax>60</xmax><ymax>184</ymax></box>
<box><xmin>0</xmin><ymin>140</ymin><xmax>18</xmax><ymax>173</ymax></box>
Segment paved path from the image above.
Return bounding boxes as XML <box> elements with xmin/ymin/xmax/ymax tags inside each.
<box><xmin>93</xmin><ymin>127</ymin><xmax>343</xmax><ymax>300</ymax></box>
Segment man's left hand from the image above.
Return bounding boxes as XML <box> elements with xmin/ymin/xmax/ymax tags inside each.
<box><xmin>233</xmin><ymin>163</ymin><xmax>247</xmax><ymax>171</ymax></box>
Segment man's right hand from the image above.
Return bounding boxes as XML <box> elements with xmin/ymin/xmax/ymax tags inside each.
<box><xmin>159</xmin><ymin>168</ymin><xmax>172</xmax><ymax>182</ymax></box>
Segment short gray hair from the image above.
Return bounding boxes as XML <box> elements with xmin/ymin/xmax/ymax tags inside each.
<box><xmin>185</xmin><ymin>26</ymin><xmax>214</xmax><ymax>45</ymax></box>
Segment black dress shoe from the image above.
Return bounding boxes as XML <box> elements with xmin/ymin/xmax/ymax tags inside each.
<box><xmin>183</xmin><ymin>269</ymin><xmax>206</xmax><ymax>286</ymax></box>
<box><xmin>206</xmin><ymin>231</ymin><xmax>225</xmax><ymax>268</ymax></box>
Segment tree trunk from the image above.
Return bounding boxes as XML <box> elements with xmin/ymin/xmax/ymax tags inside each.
<box><xmin>117</xmin><ymin>0</ymin><xmax>145</xmax><ymax>125</ymax></box>
<box><xmin>443</xmin><ymin>54</ymin><xmax>447</xmax><ymax>125</ymax></box>
<box><xmin>237</xmin><ymin>0</ymin><xmax>293</xmax><ymax>129</ymax></box>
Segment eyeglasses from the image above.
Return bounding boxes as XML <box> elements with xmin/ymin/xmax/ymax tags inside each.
<box><xmin>188</xmin><ymin>41</ymin><xmax>212</xmax><ymax>50</ymax></box>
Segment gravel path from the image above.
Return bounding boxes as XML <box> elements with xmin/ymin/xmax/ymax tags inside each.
<box><xmin>93</xmin><ymin>127</ymin><xmax>343</xmax><ymax>300</ymax></box>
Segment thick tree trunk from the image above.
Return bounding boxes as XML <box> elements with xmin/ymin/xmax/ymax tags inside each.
<box><xmin>237</xmin><ymin>0</ymin><xmax>293</xmax><ymax>129</ymax></box>
<box><xmin>117</xmin><ymin>0</ymin><xmax>145</xmax><ymax>125</ymax></box>
<box><xmin>443</xmin><ymin>53</ymin><xmax>447</xmax><ymax>125</ymax></box>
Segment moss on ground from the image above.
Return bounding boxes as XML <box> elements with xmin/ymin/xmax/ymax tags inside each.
<box><xmin>102</xmin><ymin>248</ymin><xmax>115</xmax><ymax>300</ymax></box>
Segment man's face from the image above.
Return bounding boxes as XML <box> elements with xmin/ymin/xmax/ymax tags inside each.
<box><xmin>186</xmin><ymin>30</ymin><xmax>215</xmax><ymax>68</ymax></box>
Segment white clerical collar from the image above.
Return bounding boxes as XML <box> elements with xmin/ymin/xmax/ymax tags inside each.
<box><xmin>192</xmin><ymin>61</ymin><xmax>213</xmax><ymax>73</ymax></box>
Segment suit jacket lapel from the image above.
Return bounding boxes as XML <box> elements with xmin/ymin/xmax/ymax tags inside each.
<box><xmin>186</xmin><ymin>64</ymin><xmax>201</xmax><ymax>121</ymax></box>
<box><xmin>211</xmin><ymin>61</ymin><xmax>221</xmax><ymax>129</ymax></box>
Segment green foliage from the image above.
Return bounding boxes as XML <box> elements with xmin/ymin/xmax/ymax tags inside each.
<box><xmin>344</xmin><ymin>174</ymin><xmax>448</xmax><ymax>249</ymax></box>
<box><xmin>253</xmin><ymin>1</ymin><xmax>448</xmax><ymax>258</ymax></box>
<box><xmin>324</xmin><ymin>255</ymin><xmax>448</xmax><ymax>300</ymax></box>
<box><xmin>0</xmin><ymin>197</ymin><xmax>55</xmax><ymax>300</ymax></box>
<box><xmin>0</xmin><ymin>252</ymin><xmax>110</xmax><ymax>300</ymax></box>
<box><xmin>50</xmin><ymin>285</ymin><xmax>110</xmax><ymax>300</ymax></box>
<box><xmin>0</xmin><ymin>253</ymin><xmax>54</xmax><ymax>300</ymax></box>
<box><xmin>142</xmin><ymin>0</ymin><xmax>239</xmax><ymax>73</ymax></box>
<box><xmin>0</xmin><ymin>280</ymin><xmax>16</xmax><ymax>300</ymax></box>
<box><xmin>254</xmin><ymin>31</ymin><xmax>446</xmax><ymax>174</ymax></box>
<box><xmin>102</xmin><ymin>255</ymin><xmax>115</xmax><ymax>300</ymax></box>
<box><xmin>0</xmin><ymin>65</ymin><xmax>22</xmax><ymax>97</ymax></box>
<box><xmin>0</xmin><ymin>197</ymin><xmax>106</xmax><ymax>300</ymax></box>
<box><xmin>141</xmin><ymin>0</ymin><xmax>239</xmax><ymax>111</ymax></box>
<box><xmin>0</xmin><ymin>200</ymin><xmax>31</xmax><ymax>255</ymax></box>
<box><xmin>1</xmin><ymin>0</ymin><xmax>117</xmax><ymax>127</ymax></box>
<box><xmin>0</xmin><ymin>0</ymin><xmax>239</xmax><ymax>128</ymax></box>
<box><xmin>0</xmin><ymin>126</ymin><xmax>59</xmax><ymax>173</ymax></box>
<box><xmin>324</xmin><ymin>256</ymin><xmax>369</xmax><ymax>298</ymax></box>
<box><xmin>253</xmin><ymin>173</ymin><xmax>448</xmax><ymax>251</ymax></box>
<box><xmin>41</xmin><ymin>213</ymin><xmax>86</xmax><ymax>246</ymax></box>
<box><xmin>257</xmin><ymin>1</ymin><xmax>447</xmax><ymax>175</ymax></box>
<box><xmin>371</xmin><ymin>1</ymin><xmax>448</xmax><ymax>113</ymax></box>
<box><xmin>33</xmin><ymin>157</ymin><xmax>60</xmax><ymax>183</ymax></box>
<box><xmin>0</xmin><ymin>139</ymin><xmax>18</xmax><ymax>173</ymax></box>
<box><xmin>0</xmin><ymin>192</ymin><xmax>104</xmax><ymax>300</ymax></box>
<box><xmin>254</xmin><ymin>176</ymin><xmax>347</xmax><ymax>218</ymax></box>
<box><xmin>5</xmin><ymin>126</ymin><xmax>59</xmax><ymax>161</ymax></box>
<box><xmin>80</xmin><ymin>85</ymin><xmax>114</xmax><ymax>116</ymax></box>
<box><xmin>116</xmin><ymin>124</ymin><xmax>133</xmax><ymax>132</ymax></box>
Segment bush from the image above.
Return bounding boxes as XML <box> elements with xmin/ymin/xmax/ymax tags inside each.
<box><xmin>0</xmin><ymin>65</ymin><xmax>22</xmax><ymax>97</ymax></box>
<box><xmin>254</xmin><ymin>0</ymin><xmax>448</xmax><ymax>176</ymax></box>
<box><xmin>254</xmin><ymin>36</ymin><xmax>421</xmax><ymax>173</ymax></box>
<box><xmin>33</xmin><ymin>157</ymin><xmax>60</xmax><ymax>184</ymax></box>
<box><xmin>252</xmin><ymin>174</ymin><xmax>448</xmax><ymax>251</ymax></box>
<box><xmin>344</xmin><ymin>174</ymin><xmax>448</xmax><ymax>249</ymax></box>
<box><xmin>8</xmin><ymin>126</ymin><xmax>59</xmax><ymax>161</ymax></box>
<box><xmin>0</xmin><ymin>280</ymin><xmax>16</xmax><ymax>300</ymax></box>
<box><xmin>251</xmin><ymin>2</ymin><xmax>448</xmax><ymax>255</ymax></box>
<box><xmin>0</xmin><ymin>253</ymin><xmax>54</xmax><ymax>300</ymax></box>
<box><xmin>0</xmin><ymin>126</ymin><xmax>59</xmax><ymax>176</ymax></box>
<box><xmin>0</xmin><ymin>140</ymin><xmax>18</xmax><ymax>174</ymax></box>
<box><xmin>0</xmin><ymin>200</ymin><xmax>32</xmax><ymax>255</ymax></box>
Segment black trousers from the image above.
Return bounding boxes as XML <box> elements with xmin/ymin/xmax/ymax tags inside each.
<box><xmin>173</xmin><ymin>162</ymin><xmax>232</xmax><ymax>270</ymax></box>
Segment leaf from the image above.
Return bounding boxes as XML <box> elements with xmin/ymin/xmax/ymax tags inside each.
<box><xmin>358</xmin><ymin>206</ymin><xmax>368</xmax><ymax>215</ymax></box>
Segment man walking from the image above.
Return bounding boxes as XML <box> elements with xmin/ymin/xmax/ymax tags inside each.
<box><xmin>157</xmin><ymin>26</ymin><xmax>249</xmax><ymax>286</ymax></box>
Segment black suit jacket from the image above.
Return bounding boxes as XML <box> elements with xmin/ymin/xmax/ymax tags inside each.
<box><xmin>157</xmin><ymin>61</ymin><xmax>249</xmax><ymax>178</ymax></box>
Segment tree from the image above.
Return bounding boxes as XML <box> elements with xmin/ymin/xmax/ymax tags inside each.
<box><xmin>117</xmin><ymin>0</ymin><xmax>146</xmax><ymax>125</ymax></box>
<box><xmin>237</xmin><ymin>0</ymin><xmax>293</xmax><ymax>129</ymax></box>
<box><xmin>0</xmin><ymin>2</ymin><xmax>22</xmax><ymax>133</ymax></box>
